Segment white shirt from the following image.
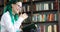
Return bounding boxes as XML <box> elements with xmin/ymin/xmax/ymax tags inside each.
<box><xmin>1</xmin><ymin>11</ymin><xmax>24</xmax><ymax>32</ymax></box>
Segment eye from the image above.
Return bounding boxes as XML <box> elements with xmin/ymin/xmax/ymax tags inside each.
<box><xmin>18</xmin><ymin>5</ymin><xmax>20</xmax><ymax>7</ymax></box>
<box><xmin>18</xmin><ymin>5</ymin><xmax>22</xmax><ymax>8</ymax></box>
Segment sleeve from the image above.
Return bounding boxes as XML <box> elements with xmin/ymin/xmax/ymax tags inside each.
<box><xmin>1</xmin><ymin>14</ymin><xmax>16</xmax><ymax>32</ymax></box>
<box><xmin>14</xmin><ymin>17</ymin><xmax>24</xmax><ymax>31</ymax></box>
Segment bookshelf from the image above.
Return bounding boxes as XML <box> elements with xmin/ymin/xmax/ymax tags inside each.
<box><xmin>21</xmin><ymin>0</ymin><xmax>59</xmax><ymax>32</ymax></box>
<box><xmin>0</xmin><ymin>0</ymin><xmax>4</xmax><ymax>20</ymax></box>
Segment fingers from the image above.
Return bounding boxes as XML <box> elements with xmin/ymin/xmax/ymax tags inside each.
<box><xmin>20</xmin><ymin>13</ymin><xmax>28</xmax><ymax>19</ymax></box>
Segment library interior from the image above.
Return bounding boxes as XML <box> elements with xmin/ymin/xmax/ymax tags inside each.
<box><xmin>0</xmin><ymin>0</ymin><xmax>60</xmax><ymax>32</ymax></box>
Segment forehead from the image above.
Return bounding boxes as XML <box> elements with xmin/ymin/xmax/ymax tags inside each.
<box><xmin>16</xmin><ymin>2</ymin><xmax>22</xmax><ymax>7</ymax></box>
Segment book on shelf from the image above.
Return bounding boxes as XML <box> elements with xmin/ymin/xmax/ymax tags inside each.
<box><xmin>54</xmin><ymin>0</ymin><xmax>58</xmax><ymax>10</ymax></box>
<box><xmin>51</xmin><ymin>3</ymin><xmax>53</xmax><ymax>10</ymax></box>
<box><xmin>48</xmin><ymin>25</ymin><xmax>52</xmax><ymax>32</ymax></box>
<box><xmin>42</xmin><ymin>14</ymin><xmax>47</xmax><ymax>21</ymax></box>
<box><xmin>39</xmin><ymin>3</ymin><xmax>41</xmax><ymax>11</ymax></box>
<box><xmin>49</xmin><ymin>3</ymin><xmax>53</xmax><ymax>10</ymax></box>
<box><xmin>55</xmin><ymin>13</ymin><xmax>58</xmax><ymax>21</ymax></box>
<box><xmin>27</xmin><ymin>5</ymin><xmax>30</xmax><ymax>12</ymax></box>
<box><xmin>47</xmin><ymin>13</ymin><xmax>55</xmax><ymax>21</ymax></box>
<box><xmin>40</xmin><ymin>3</ymin><xmax>44</xmax><ymax>10</ymax></box>
<box><xmin>37</xmin><ymin>14</ymin><xmax>42</xmax><ymax>21</ymax></box>
<box><xmin>33</xmin><ymin>4</ymin><xmax>36</xmax><ymax>11</ymax></box>
<box><xmin>49</xmin><ymin>13</ymin><xmax>54</xmax><ymax>21</ymax></box>
<box><xmin>22</xmin><ymin>6</ymin><xmax>26</xmax><ymax>12</ymax></box>
<box><xmin>36</xmin><ymin>3</ymin><xmax>39</xmax><ymax>11</ymax></box>
<box><xmin>40</xmin><ymin>25</ymin><xmax>45</xmax><ymax>32</ymax></box>
<box><xmin>44</xmin><ymin>3</ymin><xmax>49</xmax><ymax>10</ymax></box>
<box><xmin>54</xmin><ymin>25</ymin><xmax>57</xmax><ymax>32</ymax></box>
<box><xmin>22</xmin><ymin>5</ymin><xmax>27</xmax><ymax>12</ymax></box>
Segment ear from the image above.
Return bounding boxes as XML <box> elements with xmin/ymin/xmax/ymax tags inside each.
<box><xmin>11</xmin><ymin>4</ymin><xmax>13</xmax><ymax>7</ymax></box>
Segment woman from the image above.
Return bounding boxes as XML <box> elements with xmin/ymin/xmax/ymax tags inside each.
<box><xmin>1</xmin><ymin>0</ymin><xmax>28</xmax><ymax>32</ymax></box>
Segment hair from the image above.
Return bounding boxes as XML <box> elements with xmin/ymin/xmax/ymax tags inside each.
<box><xmin>3</xmin><ymin>0</ymin><xmax>21</xmax><ymax>24</ymax></box>
<box><xmin>4</xmin><ymin>0</ymin><xmax>21</xmax><ymax>13</ymax></box>
<box><xmin>6</xmin><ymin>0</ymin><xmax>20</xmax><ymax>5</ymax></box>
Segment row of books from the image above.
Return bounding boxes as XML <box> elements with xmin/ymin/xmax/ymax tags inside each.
<box><xmin>22</xmin><ymin>2</ymin><xmax>54</xmax><ymax>12</ymax></box>
<box><xmin>32</xmin><ymin>13</ymin><xmax>58</xmax><ymax>22</ymax></box>
<box><xmin>22</xmin><ymin>5</ymin><xmax>31</xmax><ymax>12</ymax></box>
<box><xmin>35</xmin><ymin>24</ymin><xmax>57</xmax><ymax>32</ymax></box>
<box><xmin>34</xmin><ymin>2</ymin><xmax>53</xmax><ymax>11</ymax></box>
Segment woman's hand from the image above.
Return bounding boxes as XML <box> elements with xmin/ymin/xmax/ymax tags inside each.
<box><xmin>20</xmin><ymin>13</ymin><xmax>28</xmax><ymax>20</ymax></box>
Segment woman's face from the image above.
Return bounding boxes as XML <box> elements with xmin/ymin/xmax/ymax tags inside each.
<box><xmin>12</xmin><ymin>2</ymin><xmax>22</xmax><ymax>14</ymax></box>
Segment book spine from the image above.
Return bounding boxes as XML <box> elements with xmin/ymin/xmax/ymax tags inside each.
<box><xmin>41</xmin><ymin>3</ymin><xmax>44</xmax><ymax>10</ymax></box>
<box><xmin>55</xmin><ymin>13</ymin><xmax>58</xmax><ymax>21</ymax></box>
<box><xmin>27</xmin><ymin>5</ymin><xmax>30</xmax><ymax>12</ymax></box>
<box><xmin>54</xmin><ymin>25</ymin><xmax>57</xmax><ymax>32</ymax></box>
<box><xmin>44</xmin><ymin>3</ymin><xmax>49</xmax><ymax>10</ymax></box>
<box><xmin>40</xmin><ymin>25</ymin><xmax>44</xmax><ymax>32</ymax></box>
<box><xmin>36</xmin><ymin>3</ymin><xmax>39</xmax><ymax>11</ymax></box>
<box><xmin>48</xmin><ymin>25</ymin><xmax>52</xmax><ymax>32</ymax></box>
<box><xmin>51</xmin><ymin>3</ymin><xmax>53</xmax><ymax>10</ymax></box>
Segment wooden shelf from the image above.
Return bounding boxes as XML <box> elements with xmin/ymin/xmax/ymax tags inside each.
<box><xmin>22</xmin><ymin>0</ymin><xmax>55</xmax><ymax>4</ymax></box>
<box><xmin>22</xmin><ymin>21</ymin><xmax>58</xmax><ymax>24</ymax></box>
<box><xmin>22</xmin><ymin>22</ymin><xmax>31</xmax><ymax>24</ymax></box>
<box><xmin>22</xmin><ymin>11</ymin><xmax>31</xmax><ymax>14</ymax></box>
<box><xmin>0</xmin><ymin>5</ymin><xmax>4</xmax><ymax>7</ymax></box>
<box><xmin>22</xmin><ymin>10</ymin><xmax>58</xmax><ymax>14</ymax></box>
<box><xmin>32</xmin><ymin>9</ymin><xmax>58</xmax><ymax>13</ymax></box>
<box><xmin>22</xmin><ymin>1</ymin><xmax>31</xmax><ymax>4</ymax></box>
<box><xmin>32</xmin><ymin>0</ymin><xmax>55</xmax><ymax>3</ymax></box>
<box><xmin>32</xmin><ymin>21</ymin><xmax>58</xmax><ymax>24</ymax></box>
